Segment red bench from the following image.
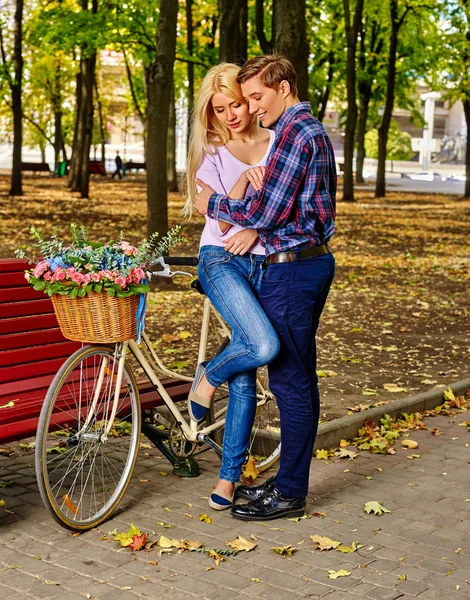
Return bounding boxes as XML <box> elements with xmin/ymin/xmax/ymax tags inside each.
<box><xmin>0</xmin><ymin>259</ymin><xmax>192</xmax><ymax>446</ymax></box>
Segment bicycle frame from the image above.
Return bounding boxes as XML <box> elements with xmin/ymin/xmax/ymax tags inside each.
<box><xmin>91</xmin><ymin>294</ymin><xmax>273</xmax><ymax>445</ymax></box>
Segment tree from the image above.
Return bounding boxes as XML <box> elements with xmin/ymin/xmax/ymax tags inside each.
<box><xmin>274</xmin><ymin>0</ymin><xmax>309</xmax><ymax>100</ymax></box>
<box><xmin>0</xmin><ymin>0</ymin><xmax>24</xmax><ymax>195</ymax></box>
<box><xmin>342</xmin><ymin>0</ymin><xmax>365</xmax><ymax>201</ymax></box>
<box><xmin>219</xmin><ymin>0</ymin><xmax>248</xmax><ymax>63</ymax></box>
<box><xmin>440</xmin><ymin>0</ymin><xmax>470</xmax><ymax>197</ymax></box>
<box><xmin>146</xmin><ymin>0</ymin><xmax>179</xmax><ymax>237</ymax></box>
<box><xmin>365</xmin><ymin>120</ymin><xmax>414</xmax><ymax>170</ymax></box>
<box><xmin>255</xmin><ymin>0</ymin><xmax>274</xmax><ymax>54</ymax></box>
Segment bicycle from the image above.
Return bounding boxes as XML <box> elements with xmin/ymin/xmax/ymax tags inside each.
<box><xmin>35</xmin><ymin>256</ymin><xmax>281</xmax><ymax>530</ymax></box>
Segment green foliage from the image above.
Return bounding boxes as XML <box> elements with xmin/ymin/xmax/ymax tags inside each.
<box><xmin>365</xmin><ymin>121</ymin><xmax>414</xmax><ymax>161</ymax></box>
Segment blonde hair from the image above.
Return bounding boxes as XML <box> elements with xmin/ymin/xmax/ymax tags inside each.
<box><xmin>184</xmin><ymin>63</ymin><xmax>251</xmax><ymax>217</ymax></box>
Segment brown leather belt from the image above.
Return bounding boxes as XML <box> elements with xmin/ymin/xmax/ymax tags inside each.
<box><xmin>263</xmin><ymin>243</ymin><xmax>331</xmax><ymax>268</ymax></box>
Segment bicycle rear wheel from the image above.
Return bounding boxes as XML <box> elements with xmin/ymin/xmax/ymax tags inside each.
<box><xmin>211</xmin><ymin>366</ymin><xmax>281</xmax><ymax>473</ymax></box>
<box><xmin>35</xmin><ymin>345</ymin><xmax>141</xmax><ymax>530</ymax></box>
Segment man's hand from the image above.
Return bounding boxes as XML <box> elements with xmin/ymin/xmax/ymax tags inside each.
<box><xmin>224</xmin><ymin>229</ymin><xmax>258</xmax><ymax>255</ymax></box>
<box><xmin>195</xmin><ymin>179</ymin><xmax>215</xmax><ymax>215</ymax></box>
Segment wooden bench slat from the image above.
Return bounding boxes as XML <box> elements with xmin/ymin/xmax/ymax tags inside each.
<box><xmin>0</xmin><ymin>272</ymin><xmax>29</xmax><ymax>287</ymax></box>
<box><xmin>0</xmin><ymin>357</ymin><xmax>70</xmax><ymax>384</ymax></box>
<box><xmin>0</xmin><ymin>259</ymin><xmax>29</xmax><ymax>273</ymax></box>
<box><xmin>0</xmin><ymin>328</ymin><xmax>66</xmax><ymax>352</ymax></box>
<box><xmin>0</xmin><ymin>314</ymin><xmax>59</xmax><ymax>335</ymax></box>
<box><xmin>0</xmin><ymin>341</ymin><xmax>80</xmax><ymax>368</ymax></box>
<box><xmin>0</xmin><ymin>299</ymin><xmax>53</xmax><ymax>319</ymax></box>
<box><xmin>0</xmin><ymin>286</ymin><xmax>44</xmax><ymax>303</ymax></box>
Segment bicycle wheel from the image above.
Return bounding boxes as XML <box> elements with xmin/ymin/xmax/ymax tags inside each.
<box><xmin>210</xmin><ymin>365</ymin><xmax>281</xmax><ymax>473</ymax></box>
<box><xmin>35</xmin><ymin>345</ymin><xmax>141</xmax><ymax>530</ymax></box>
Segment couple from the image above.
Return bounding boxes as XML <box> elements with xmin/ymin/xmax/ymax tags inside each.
<box><xmin>185</xmin><ymin>55</ymin><xmax>337</xmax><ymax>521</ymax></box>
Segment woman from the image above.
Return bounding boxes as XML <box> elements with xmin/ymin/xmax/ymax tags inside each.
<box><xmin>185</xmin><ymin>63</ymin><xmax>280</xmax><ymax>510</ymax></box>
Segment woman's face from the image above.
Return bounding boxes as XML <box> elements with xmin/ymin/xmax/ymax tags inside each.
<box><xmin>211</xmin><ymin>92</ymin><xmax>252</xmax><ymax>135</ymax></box>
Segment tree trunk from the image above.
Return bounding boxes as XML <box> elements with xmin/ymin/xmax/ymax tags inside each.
<box><xmin>53</xmin><ymin>63</ymin><xmax>63</xmax><ymax>174</ymax></box>
<box><xmin>70</xmin><ymin>52</ymin><xmax>96</xmax><ymax>197</ymax></box>
<box><xmin>255</xmin><ymin>0</ymin><xmax>274</xmax><ymax>54</ymax></box>
<box><xmin>235</xmin><ymin>0</ymin><xmax>248</xmax><ymax>63</ymax></box>
<box><xmin>219</xmin><ymin>0</ymin><xmax>246</xmax><ymax>63</ymax></box>
<box><xmin>186</xmin><ymin>0</ymin><xmax>194</xmax><ymax>154</ymax></box>
<box><xmin>355</xmin><ymin>94</ymin><xmax>371</xmax><ymax>184</ymax></box>
<box><xmin>464</xmin><ymin>99</ymin><xmax>470</xmax><ymax>198</ymax></box>
<box><xmin>146</xmin><ymin>0</ymin><xmax>178</xmax><ymax>237</ymax></box>
<box><xmin>318</xmin><ymin>55</ymin><xmax>334</xmax><ymax>122</ymax></box>
<box><xmin>342</xmin><ymin>0</ymin><xmax>364</xmax><ymax>202</ymax></box>
<box><xmin>273</xmin><ymin>0</ymin><xmax>309</xmax><ymax>100</ymax></box>
<box><xmin>94</xmin><ymin>76</ymin><xmax>106</xmax><ymax>171</ymax></box>
<box><xmin>68</xmin><ymin>71</ymin><xmax>82</xmax><ymax>186</ymax></box>
<box><xmin>167</xmin><ymin>89</ymin><xmax>177</xmax><ymax>192</ymax></box>
<box><xmin>376</xmin><ymin>0</ymin><xmax>402</xmax><ymax>198</ymax></box>
<box><xmin>9</xmin><ymin>0</ymin><xmax>24</xmax><ymax>196</ymax></box>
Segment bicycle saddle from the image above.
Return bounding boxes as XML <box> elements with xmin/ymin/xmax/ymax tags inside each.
<box><xmin>191</xmin><ymin>279</ymin><xmax>206</xmax><ymax>295</ymax></box>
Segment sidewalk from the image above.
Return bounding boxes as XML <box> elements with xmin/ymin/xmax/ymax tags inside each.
<box><xmin>1</xmin><ymin>406</ymin><xmax>470</xmax><ymax>599</ymax></box>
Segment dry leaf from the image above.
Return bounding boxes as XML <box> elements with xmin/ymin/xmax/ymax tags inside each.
<box><xmin>311</xmin><ymin>511</ymin><xmax>328</xmax><ymax>518</ymax></box>
<box><xmin>401</xmin><ymin>439</ymin><xmax>419</xmax><ymax>449</ymax></box>
<box><xmin>242</xmin><ymin>455</ymin><xmax>259</xmax><ymax>482</ymax></box>
<box><xmin>129</xmin><ymin>533</ymin><xmax>147</xmax><ymax>551</ymax></box>
<box><xmin>271</xmin><ymin>545</ymin><xmax>296</xmax><ymax>556</ymax></box>
<box><xmin>310</xmin><ymin>535</ymin><xmax>341</xmax><ymax>551</ymax></box>
<box><xmin>328</xmin><ymin>569</ymin><xmax>351</xmax><ymax>579</ymax></box>
<box><xmin>364</xmin><ymin>501</ymin><xmax>391</xmax><ymax>515</ymax></box>
<box><xmin>199</xmin><ymin>514</ymin><xmax>212</xmax><ymax>523</ymax></box>
<box><xmin>383</xmin><ymin>383</ymin><xmax>407</xmax><ymax>393</ymax></box>
<box><xmin>315</xmin><ymin>449</ymin><xmax>329</xmax><ymax>460</ymax></box>
<box><xmin>336</xmin><ymin>541</ymin><xmax>365</xmax><ymax>553</ymax></box>
<box><xmin>226</xmin><ymin>536</ymin><xmax>257</xmax><ymax>553</ymax></box>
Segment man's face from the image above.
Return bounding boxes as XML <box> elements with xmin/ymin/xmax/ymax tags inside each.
<box><xmin>241</xmin><ymin>75</ymin><xmax>287</xmax><ymax>128</ymax></box>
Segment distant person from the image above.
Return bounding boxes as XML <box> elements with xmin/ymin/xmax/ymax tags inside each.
<box><xmin>112</xmin><ymin>152</ymin><xmax>123</xmax><ymax>179</ymax></box>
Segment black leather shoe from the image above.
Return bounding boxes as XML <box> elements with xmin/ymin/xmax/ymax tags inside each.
<box><xmin>231</xmin><ymin>486</ymin><xmax>306</xmax><ymax>521</ymax></box>
<box><xmin>235</xmin><ymin>475</ymin><xmax>276</xmax><ymax>501</ymax></box>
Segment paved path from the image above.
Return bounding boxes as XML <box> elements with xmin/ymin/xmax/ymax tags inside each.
<box><xmin>1</xmin><ymin>407</ymin><xmax>470</xmax><ymax>600</ymax></box>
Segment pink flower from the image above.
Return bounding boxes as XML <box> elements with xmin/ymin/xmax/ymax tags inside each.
<box><xmin>52</xmin><ymin>270</ymin><xmax>66</xmax><ymax>282</ymax></box>
<box><xmin>112</xmin><ymin>270</ymin><xmax>120</xmax><ymax>278</ymax></box>
<box><xmin>101</xmin><ymin>270</ymin><xmax>113</xmax><ymax>280</ymax></box>
<box><xmin>24</xmin><ymin>272</ymin><xmax>31</xmax><ymax>282</ymax></box>
<box><xmin>71</xmin><ymin>272</ymin><xmax>84</xmax><ymax>285</ymax></box>
<box><xmin>33</xmin><ymin>261</ymin><xmax>50</xmax><ymax>278</ymax></box>
<box><xmin>114</xmin><ymin>276</ymin><xmax>127</xmax><ymax>287</ymax></box>
<box><xmin>91</xmin><ymin>273</ymin><xmax>102</xmax><ymax>282</ymax></box>
<box><xmin>43</xmin><ymin>272</ymin><xmax>52</xmax><ymax>281</ymax></box>
<box><xmin>126</xmin><ymin>275</ymin><xmax>134</xmax><ymax>284</ymax></box>
<box><xmin>66</xmin><ymin>267</ymin><xmax>76</xmax><ymax>276</ymax></box>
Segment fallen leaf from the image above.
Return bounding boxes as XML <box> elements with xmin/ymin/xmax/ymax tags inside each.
<box><xmin>310</xmin><ymin>535</ymin><xmax>341</xmax><ymax>551</ymax></box>
<box><xmin>156</xmin><ymin>522</ymin><xmax>173</xmax><ymax>529</ymax></box>
<box><xmin>383</xmin><ymin>383</ymin><xmax>407</xmax><ymax>393</ymax></box>
<box><xmin>328</xmin><ymin>569</ymin><xmax>351</xmax><ymax>579</ymax></box>
<box><xmin>199</xmin><ymin>514</ymin><xmax>212</xmax><ymax>523</ymax></box>
<box><xmin>35</xmin><ymin>576</ymin><xmax>59</xmax><ymax>585</ymax></box>
<box><xmin>315</xmin><ymin>449</ymin><xmax>329</xmax><ymax>460</ymax></box>
<box><xmin>271</xmin><ymin>545</ymin><xmax>296</xmax><ymax>556</ymax></box>
<box><xmin>335</xmin><ymin>448</ymin><xmax>358</xmax><ymax>459</ymax></box>
<box><xmin>226</xmin><ymin>536</ymin><xmax>257</xmax><ymax>553</ymax></box>
<box><xmin>242</xmin><ymin>455</ymin><xmax>259</xmax><ymax>482</ymax></box>
<box><xmin>0</xmin><ymin>401</ymin><xmax>15</xmax><ymax>409</ymax></box>
<box><xmin>250</xmin><ymin>577</ymin><xmax>261</xmax><ymax>583</ymax></box>
<box><xmin>114</xmin><ymin>524</ymin><xmax>142</xmax><ymax>547</ymax></box>
<box><xmin>129</xmin><ymin>533</ymin><xmax>148</xmax><ymax>551</ymax></box>
<box><xmin>336</xmin><ymin>541</ymin><xmax>365</xmax><ymax>553</ymax></box>
<box><xmin>317</xmin><ymin>370</ymin><xmax>337</xmax><ymax>378</ymax></box>
<box><xmin>397</xmin><ymin>574</ymin><xmax>407</xmax><ymax>581</ymax></box>
<box><xmin>310</xmin><ymin>511</ymin><xmax>328</xmax><ymax>518</ymax></box>
<box><xmin>364</xmin><ymin>501</ymin><xmax>392</xmax><ymax>516</ymax></box>
<box><xmin>402</xmin><ymin>440</ymin><xmax>419</xmax><ymax>449</ymax></box>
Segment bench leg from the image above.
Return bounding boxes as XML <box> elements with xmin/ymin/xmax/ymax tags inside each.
<box><xmin>141</xmin><ymin>421</ymin><xmax>200</xmax><ymax>477</ymax></box>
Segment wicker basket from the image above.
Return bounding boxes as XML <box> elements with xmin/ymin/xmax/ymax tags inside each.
<box><xmin>51</xmin><ymin>292</ymin><xmax>138</xmax><ymax>344</ymax></box>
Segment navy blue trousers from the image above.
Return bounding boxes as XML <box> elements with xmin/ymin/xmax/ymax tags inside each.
<box><xmin>259</xmin><ymin>252</ymin><xmax>335</xmax><ymax>497</ymax></box>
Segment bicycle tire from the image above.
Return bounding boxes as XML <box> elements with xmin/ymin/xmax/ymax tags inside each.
<box><xmin>210</xmin><ymin>366</ymin><xmax>281</xmax><ymax>473</ymax></box>
<box><xmin>35</xmin><ymin>345</ymin><xmax>141</xmax><ymax>530</ymax></box>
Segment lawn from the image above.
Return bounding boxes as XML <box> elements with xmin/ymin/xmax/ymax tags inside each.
<box><xmin>1</xmin><ymin>174</ymin><xmax>468</xmax><ymax>421</ymax></box>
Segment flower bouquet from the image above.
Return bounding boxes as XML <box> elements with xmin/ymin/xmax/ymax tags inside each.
<box><xmin>16</xmin><ymin>224</ymin><xmax>184</xmax><ymax>344</ymax></box>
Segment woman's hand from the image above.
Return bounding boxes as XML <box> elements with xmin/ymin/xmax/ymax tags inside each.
<box><xmin>224</xmin><ymin>229</ymin><xmax>259</xmax><ymax>255</ymax></box>
<box><xmin>244</xmin><ymin>166</ymin><xmax>266</xmax><ymax>191</ymax></box>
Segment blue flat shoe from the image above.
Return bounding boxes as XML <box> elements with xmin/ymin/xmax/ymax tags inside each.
<box><xmin>208</xmin><ymin>488</ymin><xmax>234</xmax><ymax>511</ymax></box>
<box><xmin>188</xmin><ymin>361</ymin><xmax>211</xmax><ymax>422</ymax></box>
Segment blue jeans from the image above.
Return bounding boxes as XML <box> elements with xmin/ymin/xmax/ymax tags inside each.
<box><xmin>259</xmin><ymin>252</ymin><xmax>335</xmax><ymax>497</ymax></box>
<box><xmin>198</xmin><ymin>246</ymin><xmax>280</xmax><ymax>482</ymax></box>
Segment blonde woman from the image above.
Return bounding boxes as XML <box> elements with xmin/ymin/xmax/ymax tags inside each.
<box><xmin>185</xmin><ymin>64</ymin><xmax>280</xmax><ymax>511</ymax></box>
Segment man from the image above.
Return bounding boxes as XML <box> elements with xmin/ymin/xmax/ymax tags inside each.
<box><xmin>112</xmin><ymin>151</ymin><xmax>123</xmax><ymax>179</ymax></box>
<box><xmin>195</xmin><ymin>55</ymin><xmax>337</xmax><ymax>521</ymax></box>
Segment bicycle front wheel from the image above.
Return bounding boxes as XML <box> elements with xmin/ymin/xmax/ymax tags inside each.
<box><xmin>35</xmin><ymin>345</ymin><xmax>141</xmax><ymax>530</ymax></box>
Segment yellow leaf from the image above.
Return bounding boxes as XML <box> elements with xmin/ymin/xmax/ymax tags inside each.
<box><xmin>401</xmin><ymin>440</ymin><xmax>418</xmax><ymax>449</ymax></box>
<box><xmin>364</xmin><ymin>501</ymin><xmax>391</xmax><ymax>515</ymax></box>
<box><xmin>328</xmin><ymin>569</ymin><xmax>351</xmax><ymax>579</ymax></box>
<box><xmin>340</xmin><ymin>439</ymin><xmax>349</xmax><ymax>447</ymax></box>
<box><xmin>0</xmin><ymin>401</ymin><xmax>14</xmax><ymax>409</ymax></box>
<box><xmin>311</xmin><ymin>511</ymin><xmax>328</xmax><ymax>518</ymax></box>
<box><xmin>443</xmin><ymin>387</ymin><xmax>456</xmax><ymax>402</ymax></box>
<box><xmin>199</xmin><ymin>514</ymin><xmax>212</xmax><ymax>523</ymax></box>
<box><xmin>271</xmin><ymin>545</ymin><xmax>296</xmax><ymax>556</ymax></box>
<box><xmin>310</xmin><ymin>535</ymin><xmax>341</xmax><ymax>551</ymax></box>
<box><xmin>242</xmin><ymin>455</ymin><xmax>259</xmax><ymax>481</ymax></box>
<box><xmin>250</xmin><ymin>578</ymin><xmax>261</xmax><ymax>583</ymax></box>
<box><xmin>383</xmin><ymin>383</ymin><xmax>407</xmax><ymax>393</ymax></box>
<box><xmin>158</xmin><ymin>535</ymin><xmax>182</xmax><ymax>549</ymax></box>
<box><xmin>315</xmin><ymin>449</ymin><xmax>329</xmax><ymax>460</ymax></box>
<box><xmin>336</xmin><ymin>541</ymin><xmax>365</xmax><ymax>553</ymax></box>
<box><xmin>179</xmin><ymin>330</ymin><xmax>192</xmax><ymax>339</ymax></box>
<box><xmin>226</xmin><ymin>536</ymin><xmax>257</xmax><ymax>552</ymax></box>
<box><xmin>0</xmin><ymin>499</ymin><xmax>6</xmax><ymax>507</ymax></box>
<box><xmin>158</xmin><ymin>471</ymin><xmax>168</xmax><ymax>476</ymax></box>
<box><xmin>397</xmin><ymin>574</ymin><xmax>407</xmax><ymax>581</ymax></box>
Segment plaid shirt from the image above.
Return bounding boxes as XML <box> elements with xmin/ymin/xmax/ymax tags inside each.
<box><xmin>207</xmin><ymin>102</ymin><xmax>337</xmax><ymax>256</ymax></box>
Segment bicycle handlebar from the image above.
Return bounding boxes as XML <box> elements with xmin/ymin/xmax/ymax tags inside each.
<box><xmin>162</xmin><ymin>256</ymin><xmax>199</xmax><ymax>266</ymax></box>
